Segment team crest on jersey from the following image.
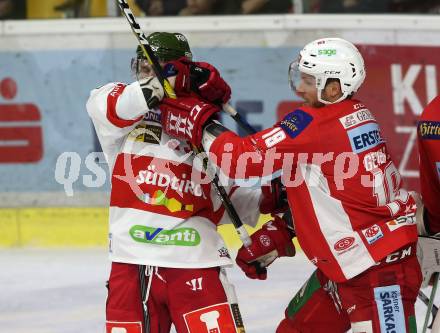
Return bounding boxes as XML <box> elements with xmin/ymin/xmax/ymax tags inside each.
<box><xmin>418</xmin><ymin>121</ymin><xmax>440</xmax><ymax>139</ymax></box>
<box><xmin>218</xmin><ymin>247</ymin><xmax>231</xmax><ymax>259</ymax></box>
<box><xmin>280</xmin><ymin>109</ymin><xmax>313</xmax><ymax>139</ymax></box>
<box><xmin>347</xmin><ymin>122</ymin><xmax>384</xmax><ymax>154</ymax></box>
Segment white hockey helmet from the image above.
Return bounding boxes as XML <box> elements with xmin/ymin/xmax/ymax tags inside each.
<box><xmin>289</xmin><ymin>37</ymin><xmax>366</xmax><ymax>104</ymax></box>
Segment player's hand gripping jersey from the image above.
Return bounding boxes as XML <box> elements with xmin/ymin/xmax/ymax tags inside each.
<box><xmin>205</xmin><ymin>99</ymin><xmax>418</xmax><ymax>282</ymax></box>
<box><xmin>86</xmin><ymin>80</ymin><xmax>260</xmax><ymax>268</ymax></box>
<box><xmin>417</xmin><ymin>95</ymin><xmax>440</xmax><ymax>234</ymax></box>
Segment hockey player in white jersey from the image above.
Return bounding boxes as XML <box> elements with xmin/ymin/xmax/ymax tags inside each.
<box><xmin>86</xmin><ymin>32</ymin><xmax>262</xmax><ymax>333</ymax></box>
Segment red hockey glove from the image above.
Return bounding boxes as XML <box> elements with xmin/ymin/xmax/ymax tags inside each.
<box><xmin>160</xmin><ymin>97</ymin><xmax>220</xmax><ymax>146</ymax></box>
<box><xmin>163</xmin><ymin>57</ymin><xmax>191</xmax><ymax>96</ymax></box>
<box><xmin>191</xmin><ymin>62</ymin><xmax>231</xmax><ymax>104</ymax></box>
<box><xmin>164</xmin><ymin>58</ymin><xmax>231</xmax><ymax>104</ymax></box>
<box><xmin>236</xmin><ymin>215</ymin><xmax>295</xmax><ymax>280</ymax></box>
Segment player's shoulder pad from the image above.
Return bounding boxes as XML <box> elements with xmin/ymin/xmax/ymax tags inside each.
<box><xmin>279</xmin><ymin>108</ymin><xmax>314</xmax><ymax>139</ymax></box>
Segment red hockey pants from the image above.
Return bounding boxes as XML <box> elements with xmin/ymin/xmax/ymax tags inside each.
<box><xmin>105</xmin><ymin>262</ymin><xmax>241</xmax><ymax>333</ymax></box>
<box><xmin>277</xmin><ymin>244</ymin><xmax>422</xmax><ymax>333</ymax></box>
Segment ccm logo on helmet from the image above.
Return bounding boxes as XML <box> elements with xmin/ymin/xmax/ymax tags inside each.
<box><xmin>324</xmin><ymin>70</ymin><xmax>341</xmax><ymax>75</ymax></box>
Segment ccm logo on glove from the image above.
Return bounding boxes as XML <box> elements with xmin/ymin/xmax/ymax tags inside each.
<box><xmin>163</xmin><ymin>102</ymin><xmax>203</xmax><ymax>138</ymax></box>
<box><xmin>160</xmin><ymin>97</ymin><xmax>220</xmax><ymax>146</ymax></box>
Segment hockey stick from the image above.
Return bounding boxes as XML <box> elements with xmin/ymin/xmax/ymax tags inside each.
<box><xmin>138</xmin><ymin>265</ymin><xmax>150</xmax><ymax>333</ymax></box>
<box><xmin>117</xmin><ymin>1</ymin><xmax>175</xmax><ymax>99</ymax></box>
<box><xmin>222</xmin><ymin>103</ymin><xmax>259</xmax><ymax>138</ymax></box>
<box><xmin>117</xmin><ymin>2</ymin><xmax>253</xmax><ymax>331</ymax></box>
<box><xmin>418</xmin><ymin>289</ymin><xmax>439</xmax><ymax>330</ymax></box>
<box><xmin>422</xmin><ymin>272</ymin><xmax>440</xmax><ymax>333</ymax></box>
<box><xmin>116</xmin><ymin>0</ymin><xmax>252</xmax><ymax>247</ymax></box>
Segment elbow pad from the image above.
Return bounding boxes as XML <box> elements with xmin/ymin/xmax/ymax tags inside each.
<box><xmin>139</xmin><ymin>77</ymin><xmax>164</xmax><ymax>109</ymax></box>
<box><xmin>115</xmin><ymin>77</ymin><xmax>163</xmax><ymax>121</ymax></box>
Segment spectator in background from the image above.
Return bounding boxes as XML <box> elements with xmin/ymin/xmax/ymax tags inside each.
<box><xmin>178</xmin><ymin>0</ymin><xmax>240</xmax><ymax>15</ymax></box>
<box><xmin>0</xmin><ymin>0</ymin><xmax>26</xmax><ymax>19</ymax></box>
<box><xmin>390</xmin><ymin>0</ymin><xmax>440</xmax><ymax>13</ymax></box>
<box><xmin>0</xmin><ymin>0</ymin><xmax>12</xmax><ymax>18</ymax></box>
<box><xmin>316</xmin><ymin>0</ymin><xmax>391</xmax><ymax>13</ymax></box>
<box><xmin>54</xmin><ymin>0</ymin><xmax>88</xmax><ymax>18</ymax></box>
<box><xmin>344</xmin><ymin>0</ymin><xmax>390</xmax><ymax>13</ymax></box>
<box><xmin>241</xmin><ymin>0</ymin><xmax>292</xmax><ymax>14</ymax></box>
<box><xmin>315</xmin><ymin>0</ymin><xmax>439</xmax><ymax>13</ymax></box>
<box><xmin>135</xmin><ymin>0</ymin><xmax>186</xmax><ymax>16</ymax></box>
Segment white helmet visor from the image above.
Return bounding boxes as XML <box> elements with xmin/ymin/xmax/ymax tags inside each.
<box><xmin>288</xmin><ymin>60</ymin><xmax>316</xmax><ymax>94</ymax></box>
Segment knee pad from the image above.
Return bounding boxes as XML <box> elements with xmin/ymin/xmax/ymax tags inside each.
<box><xmin>106</xmin><ymin>321</ymin><xmax>142</xmax><ymax>333</ymax></box>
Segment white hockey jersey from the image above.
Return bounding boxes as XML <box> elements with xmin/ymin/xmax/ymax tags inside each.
<box><xmin>86</xmin><ymin>81</ymin><xmax>260</xmax><ymax>268</ymax></box>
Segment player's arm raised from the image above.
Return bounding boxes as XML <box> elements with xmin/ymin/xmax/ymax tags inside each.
<box><xmin>86</xmin><ymin>78</ymin><xmax>164</xmax><ymax>138</ymax></box>
<box><xmin>161</xmin><ymin>105</ymin><xmax>317</xmax><ymax>181</ymax></box>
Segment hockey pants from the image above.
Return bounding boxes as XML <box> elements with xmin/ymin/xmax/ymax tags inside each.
<box><xmin>277</xmin><ymin>243</ymin><xmax>422</xmax><ymax>333</ymax></box>
<box><xmin>105</xmin><ymin>262</ymin><xmax>241</xmax><ymax>333</ymax></box>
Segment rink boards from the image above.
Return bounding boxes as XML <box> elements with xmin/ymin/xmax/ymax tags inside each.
<box><xmin>0</xmin><ymin>207</ymin><xmax>277</xmax><ymax>248</ymax></box>
<box><xmin>0</xmin><ymin>15</ymin><xmax>440</xmax><ymax>247</ymax></box>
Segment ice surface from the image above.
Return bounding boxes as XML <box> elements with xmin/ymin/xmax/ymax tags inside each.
<box><xmin>0</xmin><ymin>249</ymin><xmax>438</xmax><ymax>332</ymax></box>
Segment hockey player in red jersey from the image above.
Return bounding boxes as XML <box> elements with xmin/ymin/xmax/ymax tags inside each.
<box><xmin>414</xmin><ymin>95</ymin><xmax>440</xmax><ymax>332</ymax></box>
<box><xmin>416</xmin><ymin>95</ymin><xmax>440</xmax><ymax>236</ymax></box>
<box><xmin>86</xmin><ymin>32</ymin><xmax>262</xmax><ymax>333</ymax></box>
<box><xmin>160</xmin><ymin>37</ymin><xmax>422</xmax><ymax>332</ymax></box>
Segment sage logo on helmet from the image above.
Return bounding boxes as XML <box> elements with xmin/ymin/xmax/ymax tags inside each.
<box><xmin>289</xmin><ymin>37</ymin><xmax>366</xmax><ymax>105</ymax></box>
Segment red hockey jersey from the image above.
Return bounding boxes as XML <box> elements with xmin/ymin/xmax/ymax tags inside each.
<box><xmin>206</xmin><ymin>99</ymin><xmax>417</xmax><ymax>282</ymax></box>
<box><xmin>417</xmin><ymin>95</ymin><xmax>440</xmax><ymax>233</ymax></box>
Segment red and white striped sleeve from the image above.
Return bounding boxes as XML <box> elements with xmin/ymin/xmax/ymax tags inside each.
<box><xmin>86</xmin><ymin>81</ymin><xmax>150</xmax><ymax>169</ymax></box>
